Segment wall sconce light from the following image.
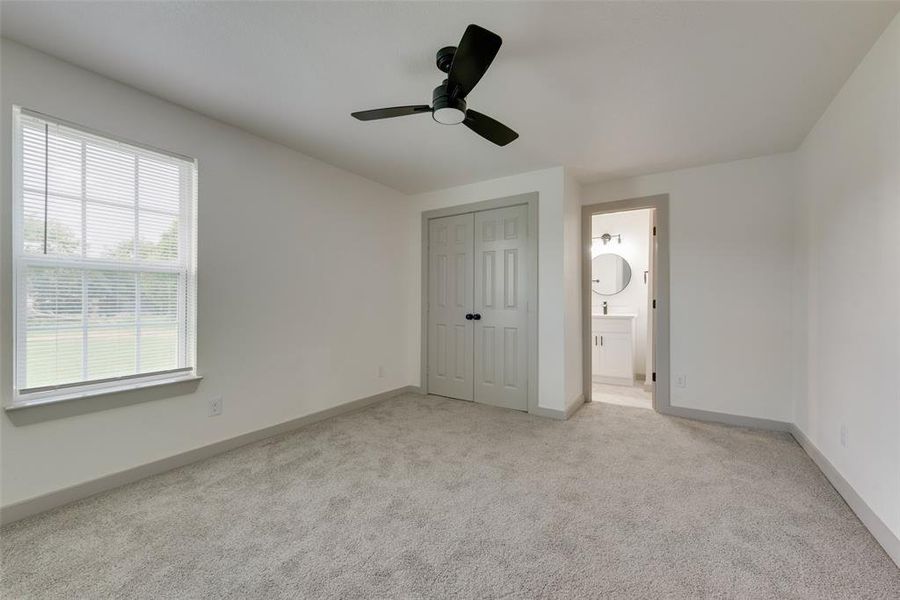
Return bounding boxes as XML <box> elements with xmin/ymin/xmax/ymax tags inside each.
<box><xmin>594</xmin><ymin>233</ymin><xmax>622</xmax><ymax>245</ymax></box>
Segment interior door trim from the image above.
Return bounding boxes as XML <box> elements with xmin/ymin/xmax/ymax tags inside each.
<box><xmin>421</xmin><ymin>192</ymin><xmax>539</xmax><ymax>414</ymax></box>
<box><xmin>581</xmin><ymin>194</ymin><xmax>670</xmax><ymax>413</ymax></box>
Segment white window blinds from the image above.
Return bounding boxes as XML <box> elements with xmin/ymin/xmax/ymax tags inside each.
<box><xmin>12</xmin><ymin>107</ymin><xmax>197</xmax><ymax>401</ymax></box>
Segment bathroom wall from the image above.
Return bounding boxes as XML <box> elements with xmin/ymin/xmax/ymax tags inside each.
<box><xmin>591</xmin><ymin>210</ymin><xmax>651</xmax><ymax>378</ymax></box>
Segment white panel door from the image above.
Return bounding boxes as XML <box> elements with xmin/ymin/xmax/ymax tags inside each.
<box><xmin>473</xmin><ymin>205</ymin><xmax>528</xmax><ymax>411</ymax></box>
<box><xmin>427</xmin><ymin>213</ymin><xmax>474</xmax><ymax>401</ymax></box>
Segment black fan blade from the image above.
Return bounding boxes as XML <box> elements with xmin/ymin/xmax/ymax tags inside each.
<box><xmin>447</xmin><ymin>24</ymin><xmax>501</xmax><ymax>99</ymax></box>
<box><xmin>351</xmin><ymin>105</ymin><xmax>431</xmax><ymax>121</ymax></box>
<box><xmin>463</xmin><ymin>110</ymin><xmax>518</xmax><ymax>146</ymax></box>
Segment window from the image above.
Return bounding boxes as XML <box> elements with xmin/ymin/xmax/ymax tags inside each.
<box><xmin>11</xmin><ymin>107</ymin><xmax>197</xmax><ymax>406</ymax></box>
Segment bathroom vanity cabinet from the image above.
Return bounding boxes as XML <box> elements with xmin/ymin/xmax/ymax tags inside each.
<box><xmin>591</xmin><ymin>314</ymin><xmax>635</xmax><ymax>386</ymax></box>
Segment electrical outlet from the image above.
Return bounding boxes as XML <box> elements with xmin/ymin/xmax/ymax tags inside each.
<box><xmin>208</xmin><ymin>396</ymin><xmax>223</xmax><ymax>417</ymax></box>
<box><xmin>377</xmin><ymin>365</ymin><xmax>385</xmax><ymax>378</ymax></box>
<box><xmin>675</xmin><ymin>374</ymin><xmax>687</xmax><ymax>388</ymax></box>
<box><xmin>840</xmin><ymin>424</ymin><xmax>847</xmax><ymax>448</ymax></box>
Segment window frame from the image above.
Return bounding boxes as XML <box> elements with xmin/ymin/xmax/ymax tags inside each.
<box><xmin>8</xmin><ymin>106</ymin><xmax>200</xmax><ymax>409</ymax></box>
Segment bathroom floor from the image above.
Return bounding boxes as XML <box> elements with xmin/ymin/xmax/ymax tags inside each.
<box><xmin>592</xmin><ymin>380</ymin><xmax>653</xmax><ymax>410</ymax></box>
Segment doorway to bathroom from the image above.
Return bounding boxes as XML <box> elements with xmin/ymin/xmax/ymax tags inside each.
<box><xmin>581</xmin><ymin>195</ymin><xmax>670</xmax><ymax>413</ymax></box>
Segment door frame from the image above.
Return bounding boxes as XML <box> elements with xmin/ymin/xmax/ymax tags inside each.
<box><xmin>421</xmin><ymin>192</ymin><xmax>539</xmax><ymax>414</ymax></box>
<box><xmin>582</xmin><ymin>194</ymin><xmax>670</xmax><ymax>412</ymax></box>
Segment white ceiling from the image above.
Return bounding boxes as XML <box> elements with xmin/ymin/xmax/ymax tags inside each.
<box><xmin>2</xmin><ymin>2</ymin><xmax>897</xmax><ymax>193</ymax></box>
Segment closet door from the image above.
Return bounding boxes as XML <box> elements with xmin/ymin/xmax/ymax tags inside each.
<box><xmin>427</xmin><ymin>213</ymin><xmax>475</xmax><ymax>401</ymax></box>
<box><xmin>473</xmin><ymin>205</ymin><xmax>528</xmax><ymax>411</ymax></box>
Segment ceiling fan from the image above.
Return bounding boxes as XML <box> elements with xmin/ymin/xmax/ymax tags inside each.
<box><xmin>351</xmin><ymin>24</ymin><xmax>518</xmax><ymax>146</ymax></box>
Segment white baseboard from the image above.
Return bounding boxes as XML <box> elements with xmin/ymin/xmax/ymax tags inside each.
<box><xmin>790</xmin><ymin>424</ymin><xmax>900</xmax><ymax>568</ymax></box>
<box><xmin>565</xmin><ymin>393</ymin><xmax>586</xmax><ymax>418</ymax></box>
<box><xmin>529</xmin><ymin>394</ymin><xmax>585</xmax><ymax>421</ymax></box>
<box><xmin>0</xmin><ymin>385</ymin><xmax>418</xmax><ymax>526</ymax></box>
<box><xmin>657</xmin><ymin>404</ymin><xmax>792</xmax><ymax>432</ymax></box>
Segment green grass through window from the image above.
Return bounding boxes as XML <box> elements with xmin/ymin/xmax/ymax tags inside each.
<box><xmin>25</xmin><ymin>324</ymin><xmax>179</xmax><ymax>388</ymax></box>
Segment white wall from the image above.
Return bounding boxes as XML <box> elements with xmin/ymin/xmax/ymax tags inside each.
<box><xmin>406</xmin><ymin>167</ymin><xmax>582</xmax><ymax>413</ymax></box>
<box><xmin>582</xmin><ymin>153</ymin><xmax>796</xmax><ymax>422</ymax></box>
<box><xmin>0</xmin><ymin>40</ymin><xmax>413</xmax><ymax>506</ymax></box>
<box><xmin>794</xmin><ymin>14</ymin><xmax>900</xmax><ymax>542</ymax></box>
<box><xmin>591</xmin><ymin>209</ymin><xmax>651</xmax><ymax>376</ymax></box>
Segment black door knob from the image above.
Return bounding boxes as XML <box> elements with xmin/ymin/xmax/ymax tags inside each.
<box><xmin>465</xmin><ymin>313</ymin><xmax>474</xmax><ymax>320</ymax></box>
<box><xmin>473</xmin><ymin>313</ymin><xmax>482</xmax><ymax>320</ymax></box>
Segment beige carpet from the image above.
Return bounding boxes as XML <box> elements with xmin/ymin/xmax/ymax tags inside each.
<box><xmin>2</xmin><ymin>394</ymin><xmax>898</xmax><ymax>599</ymax></box>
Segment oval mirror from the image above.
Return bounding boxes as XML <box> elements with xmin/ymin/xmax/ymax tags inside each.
<box><xmin>592</xmin><ymin>253</ymin><xmax>632</xmax><ymax>295</ymax></box>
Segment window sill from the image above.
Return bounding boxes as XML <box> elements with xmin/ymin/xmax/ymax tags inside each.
<box><xmin>5</xmin><ymin>374</ymin><xmax>203</xmax><ymax>411</ymax></box>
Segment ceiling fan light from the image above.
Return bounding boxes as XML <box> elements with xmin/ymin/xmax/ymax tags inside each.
<box><xmin>433</xmin><ymin>107</ymin><xmax>466</xmax><ymax>125</ymax></box>
<box><xmin>432</xmin><ymin>84</ymin><xmax>467</xmax><ymax>125</ymax></box>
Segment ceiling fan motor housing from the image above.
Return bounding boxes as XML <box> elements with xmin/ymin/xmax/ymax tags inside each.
<box><xmin>435</xmin><ymin>46</ymin><xmax>456</xmax><ymax>73</ymax></box>
<box><xmin>432</xmin><ymin>81</ymin><xmax>466</xmax><ymax>125</ymax></box>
